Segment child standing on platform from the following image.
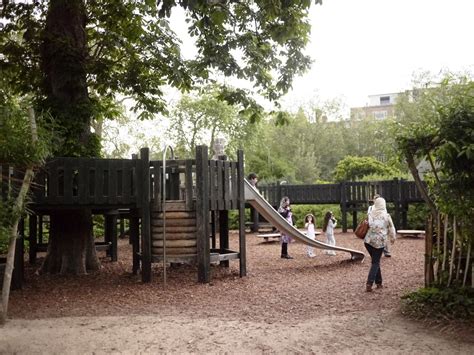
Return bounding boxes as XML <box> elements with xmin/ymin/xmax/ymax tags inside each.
<box><xmin>304</xmin><ymin>214</ymin><xmax>316</xmax><ymax>258</ymax></box>
<box><xmin>278</xmin><ymin>196</ymin><xmax>294</xmax><ymax>259</ymax></box>
<box><xmin>323</xmin><ymin>211</ymin><xmax>337</xmax><ymax>255</ymax></box>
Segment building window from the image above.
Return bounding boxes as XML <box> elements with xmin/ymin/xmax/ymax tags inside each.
<box><xmin>380</xmin><ymin>96</ymin><xmax>390</xmax><ymax>105</ymax></box>
<box><xmin>373</xmin><ymin>111</ymin><xmax>387</xmax><ymax>120</ymax></box>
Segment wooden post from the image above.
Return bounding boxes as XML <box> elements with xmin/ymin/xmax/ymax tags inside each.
<box><xmin>237</xmin><ymin>150</ymin><xmax>246</xmax><ymax>277</ymax></box>
<box><xmin>400</xmin><ymin>179</ymin><xmax>408</xmax><ymax>229</ymax></box>
<box><xmin>211</xmin><ymin>211</ymin><xmax>216</xmax><ymax>249</ymax></box>
<box><xmin>28</xmin><ymin>214</ymin><xmax>37</xmax><ymax>265</ymax></box>
<box><xmin>425</xmin><ymin>215</ymin><xmax>434</xmax><ymax>287</ymax></box>
<box><xmin>393</xmin><ymin>178</ymin><xmax>401</xmax><ymax>228</ymax></box>
<box><xmin>130</xmin><ymin>209</ymin><xmax>140</xmax><ymax>275</ymax></box>
<box><xmin>219</xmin><ymin>210</ymin><xmax>229</xmax><ymax>267</ymax></box>
<box><xmin>140</xmin><ymin>148</ymin><xmax>152</xmax><ymax>283</ymax></box>
<box><xmin>352</xmin><ymin>209</ymin><xmax>357</xmax><ymax>231</ymax></box>
<box><xmin>130</xmin><ymin>153</ymin><xmax>138</xmax><ymax>245</ymax></box>
<box><xmin>340</xmin><ymin>182</ymin><xmax>347</xmax><ymax>232</ymax></box>
<box><xmin>38</xmin><ymin>214</ymin><xmax>43</xmax><ymax>245</ymax></box>
<box><xmin>105</xmin><ymin>211</ymin><xmax>118</xmax><ymax>261</ymax></box>
<box><xmin>196</xmin><ymin>146</ymin><xmax>210</xmax><ymax>283</ymax></box>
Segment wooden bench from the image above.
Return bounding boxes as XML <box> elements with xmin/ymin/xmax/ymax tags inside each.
<box><xmin>256</xmin><ymin>230</ymin><xmax>320</xmax><ymax>241</ymax></box>
<box><xmin>256</xmin><ymin>233</ymin><xmax>281</xmax><ymax>241</ymax></box>
<box><xmin>397</xmin><ymin>230</ymin><xmax>425</xmax><ymax>238</ymax></box>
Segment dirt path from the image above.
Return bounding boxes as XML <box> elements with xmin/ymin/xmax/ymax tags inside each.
<box><xmin>2</xmin><ymin>311</ymin><xmax>473</xmax><ymax>354</ymax></box>
<box><xmin>2</xmin><ymin>231</ymin><xmax>473</xmax><ymax>354</ymax></box>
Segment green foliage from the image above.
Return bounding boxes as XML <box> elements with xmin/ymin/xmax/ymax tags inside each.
<box><xmin>333</xmin><ymin>156</ymin><xmax>401</xmax><ymax>182</ymax></box>
<box><xmin>242</xmin><ymin>99</ymin><xmax>404</xmax><ymax>184</ymax></box>
<box><xmin>0</xmin><ymin>98</ymin><xmax>49</xmax><ymax>167</ymax></box>
<box><xmin>228</xmin><ymin>209</ymin><xmax>247</xmax><ymax>230</ymax></box>
<box><xmin>167</xmin><ymin>87</ymin><xmax>254</xmax><ymax>159</ymax></box>
<box><xmin>406</xmin><ymin>203</ymin><xmax>429</xmax><ymax>230</ymax></box>
<box><xmin>0</xmin><ymin>199</ymin><xmax>18</xmax><ymax>254</ymax></box>
<box><xmin>93</xmin><ymin>215</ymin><xmax>105</xmax><ymax>239</ymax></box>
<box><xmin>394</xmin><ymin>74</ymin><xmax>474</xmax><ymax>224</ymax></box>
<box><xmin>401</xmin><ymin>287</ymin><xmax>474</xmax><ymax>321</ymax></box>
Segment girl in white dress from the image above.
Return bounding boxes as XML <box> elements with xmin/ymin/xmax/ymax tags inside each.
<box><xmin>304</xmin><ymin>214</ymin><xmax>316</xmax><ymax>258</ymax></box>
<box><xmin>323</xmin><ymin>211</ymin><xmax>337</xmax><ymax>255</ymax></box>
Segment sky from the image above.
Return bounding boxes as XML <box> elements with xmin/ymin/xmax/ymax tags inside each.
<box><xmin>280</xmin><ymin>0</ymin><xmax>474</xmax><ymax>110</ymax></box>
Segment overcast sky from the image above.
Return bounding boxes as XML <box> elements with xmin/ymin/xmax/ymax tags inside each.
<box><xmin>281</xmin><ymin>0</ymin><xmax>474</xmax><ymax>110</ymax></box>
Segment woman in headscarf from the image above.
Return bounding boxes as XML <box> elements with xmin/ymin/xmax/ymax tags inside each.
<box><xmin>364</xmin><ymin>197</ymin><xmax>396</xmax><ymax>292</ymax></box>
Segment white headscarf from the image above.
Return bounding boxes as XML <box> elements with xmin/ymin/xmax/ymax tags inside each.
<box><xmin>370</xmin><ymin>197</ymin><xmax>387</xmax><ymax>219</ymax></box>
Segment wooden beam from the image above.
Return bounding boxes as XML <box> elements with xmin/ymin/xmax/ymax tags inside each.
<box><xmin>237</xmin><ymin>149</ymin><xmax>246</xmax><ymax>277</ymax></box>
<box><xmin>195</xmin><ymin>146</ymin><xmax>210</xmax><ymax>283</ymax></box>
<box><xmin>139</xmin><ymin>148</ymin><xmax>151</xmax><ymax>283</ymax></box>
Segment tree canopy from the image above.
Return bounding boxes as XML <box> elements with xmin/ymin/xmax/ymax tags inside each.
<box><xmin>1</xmin><ymin>0</ymin><xmax>322</xmax><ymax>157</ymax></box>
<box><xmin>166</xmin><ymin>87</ymin><xmax>254</xmax><ymax>159</ymax></box>
<box><xmin>333</xmin><ymin>155</ymin><xmax>400</xmax><ymax>182</ymax></box>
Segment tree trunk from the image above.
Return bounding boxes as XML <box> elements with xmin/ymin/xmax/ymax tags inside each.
<box><xmin>38</xmin><ymin>0</ymin><xmax>101</xmax><ymax>274</ymax></box>
<box><xmin>40</xmin><ymin>209</ymin><xmax>100</xmax><ymax>275</ymax></box>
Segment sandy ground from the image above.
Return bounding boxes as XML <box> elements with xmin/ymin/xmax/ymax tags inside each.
<box><xmin>1</xmin><ymin>230</ymin><xmax>473</xmax><ymax>354</ymax></box>
<box><xmin>2</xmin><ymin>311</ymin><xmax>473</xmax><ymax>354</ymax></box>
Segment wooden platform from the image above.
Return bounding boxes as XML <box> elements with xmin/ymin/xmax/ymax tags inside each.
<box><xmin>397</xmin><ymin>230</ymin><xmax>425</xmax><ymax>238</ymax></box>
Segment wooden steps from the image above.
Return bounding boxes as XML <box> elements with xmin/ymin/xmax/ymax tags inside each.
<box><xmin>151</xmin><ymin>201</ymin><xmax>197</xmax><ymax>258</ymax></box>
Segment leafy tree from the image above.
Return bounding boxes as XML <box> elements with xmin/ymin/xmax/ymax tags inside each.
<box><xmin>394</xmin><ymin>73</ymin><xmax>474</xmax><ymax>288</ymax></box>
<box><xmin>1</xmin><ymin>0</ymin><xmax>322</xmax><ymax>274</ymax></box>
<box><xmin>166</xmin><ymin>88</ymin><xmax>252</xmax><ymax>159</ymax></box>
<box><xmin>333</xmin><ymin>156</ymin><xmax>400</xmax><ymax>182</ymax></box>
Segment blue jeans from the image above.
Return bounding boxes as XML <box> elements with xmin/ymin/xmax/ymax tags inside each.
<box><xmin>364</xmin><ymin>243</ymin><xmax>383</xmax><ymax>285</ymax></box>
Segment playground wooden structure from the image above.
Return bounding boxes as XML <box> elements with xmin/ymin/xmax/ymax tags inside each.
<box><xmin>2</xmin><ymin>146</ymin><xmax>426</xmax><ymax>289</ymax></box>
<box><xmin>1</xmin><ymin>146</ymin><xmax>246</xmax><ymax>287</ymax></box>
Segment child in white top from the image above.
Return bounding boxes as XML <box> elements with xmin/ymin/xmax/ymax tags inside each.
<box><xmin>304</xmin><ymin>214</ymin><xmax>316</xmax><ymax>258</ymax></box>
<box><xmin>323</xmin><ymin>211</ymin><xmax>337</xmax><ymax>255</ymax></box>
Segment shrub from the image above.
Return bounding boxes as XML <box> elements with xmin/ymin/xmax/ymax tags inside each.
<box><xmin>401</xmin><ymin>287</ymin><xmax>474</xmax><ymax>321</ymax></box>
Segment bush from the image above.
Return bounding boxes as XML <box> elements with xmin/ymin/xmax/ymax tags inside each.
<box><xmin>406</xmin><ymin>203</ymin><xmax>429</xmax><ymax>229</ymax></box>
<box><xmin>401</xmin><ymin>287</ymin><xmax>474</xmax><ymax>321</ymax></box>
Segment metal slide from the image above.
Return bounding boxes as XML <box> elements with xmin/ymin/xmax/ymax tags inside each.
<box><xmin>244</xmin><ymin>179</ymin><xmax>365</xmax><ymax>261</ymax></box>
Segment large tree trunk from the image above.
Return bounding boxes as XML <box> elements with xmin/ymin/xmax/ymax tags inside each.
<box><xmin>39</xmin><ymin>0</ymin><xmax>100</xmax><ymax>274</ymax></box>
<box><xmin>40</xmin><ymin>209</ymin><xmax>100</xmax><ymax>275</ymax></box>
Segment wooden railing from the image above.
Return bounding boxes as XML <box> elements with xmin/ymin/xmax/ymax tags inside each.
<box><xmin>258</xmin><ymin>179</ymin><xmax>425</xmax><ymax>207</ymax></box>
<box><xmin>30</xmin><ymin>157</ymin><xmax>143</xmax><ymax>208</ymax></box>
<box><xmin>150</xmin><ymin>157</ymin><xmax>240</xmax><ymax>212</ymax></box>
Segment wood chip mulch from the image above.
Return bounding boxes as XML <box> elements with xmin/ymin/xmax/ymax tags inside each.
<box><xmin>9</xmin><ymin>230</ymin><xmax>427</xmax><ymax>324</ymax></box>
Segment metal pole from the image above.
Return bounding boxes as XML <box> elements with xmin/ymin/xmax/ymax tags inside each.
<box><xmin>162</xmin><ymin>146</ymin><xmax>174</xmax><ymax>289</ymax></box>
<box><xmin>162</xmin><ymin>148</ymin><xmax>167</xmax><ymax>288</ymax></box>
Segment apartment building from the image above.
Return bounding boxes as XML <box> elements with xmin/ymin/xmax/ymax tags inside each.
<box><xmin>350</xmin><ymin>92</ymin><xmax>399</xmax><ymax>120</ymax></box>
